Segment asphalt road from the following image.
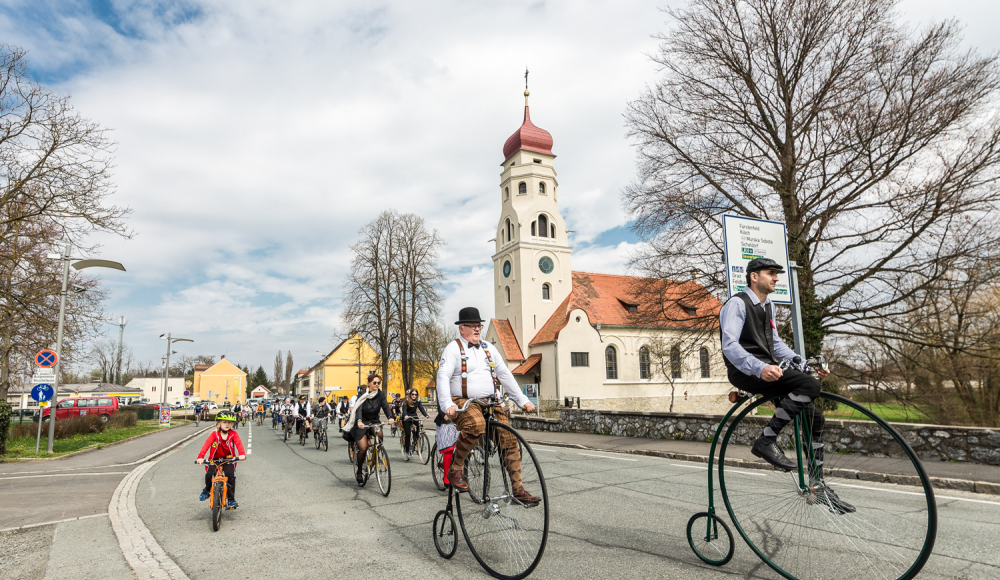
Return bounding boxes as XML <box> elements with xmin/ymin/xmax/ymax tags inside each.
<box><xmin>131</xmin><ymin>420</ymin><xmax>1000</xmax><ymax>580</ymax></box>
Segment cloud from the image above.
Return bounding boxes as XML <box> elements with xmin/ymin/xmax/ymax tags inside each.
<box><xmin>4</xmin><ymin>0</ymin><xmax>992</xmax><ymax>370</ymax></box>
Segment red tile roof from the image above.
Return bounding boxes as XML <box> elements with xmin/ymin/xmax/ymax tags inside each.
<box><xmin>529</xmin><ymin>271</ymin><xmax>722</xmax><ymax>345</ymax></box>
<box><xmin>490</xmin><ymin>318</ymin><xmax>524</xmax><ymax>361</ymax></box>
<box><xmin>511</xmin><ymin>354</ymin><xmax>542</xmax><ymax>375</ymax></box>
<box><xmin>502</xmin><ymin>105</ymin><xmax>553</xmax><ymax>160</ymax></box>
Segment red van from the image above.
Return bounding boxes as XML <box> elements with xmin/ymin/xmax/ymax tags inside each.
<box><xmin>40</xmin><ymin>396</ymin><xmax>120</xmax><ymax>423</ymax></box>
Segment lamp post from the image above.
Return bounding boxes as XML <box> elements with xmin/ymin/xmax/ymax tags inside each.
<box><xmin>159</xmin><ymin>333</ymin><xmax>193</xmax><ymax>407</ymax></box>
<box><xmin>45</xmin><ymin>244</ymin><xmax>126</xmax><ymax>453</ymax></box>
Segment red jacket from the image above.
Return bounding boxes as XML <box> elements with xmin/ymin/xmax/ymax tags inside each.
<box><xmin>197</xmin><ymin>429</ymin><xmax>246</xmax><ymax>461</ymax></box>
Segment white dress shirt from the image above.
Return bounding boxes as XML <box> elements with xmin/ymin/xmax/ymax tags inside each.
<box><xmin>719</xmin><ymin>290</ymin><xmax>797</xmax><ymax>378</ymax></box>
<box><xmin>437</xmin><ymin>337</ymin><xmax>530</xmax><ymax>412</ymax></box>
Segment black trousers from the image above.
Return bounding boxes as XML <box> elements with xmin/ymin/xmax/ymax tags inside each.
<box><xmin>728</xmin><ymin>368</ymin><xmax>825</xmax><ymax>444</ymax></box>
<box><xmin>204</xmin><ymin>463</ymin><xmax>236</xmax><ymax>501</ymax></box>
<box><xmin>402</xmin><ymin>420</ymin><xmax>419</xmax><ymax>452</ymax></box>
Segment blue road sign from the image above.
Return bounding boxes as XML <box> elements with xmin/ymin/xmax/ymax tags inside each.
<box><xmin>31</xmin><ymin>384</ymin><xmax>54</xmax><ymax>403</ymax></box>
<box><xmin>35</xmin><ymin>350</ymin><xmax>58</xmax><ymax>368</ymax></box>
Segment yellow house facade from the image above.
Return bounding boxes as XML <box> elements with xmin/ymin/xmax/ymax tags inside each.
<box><xmin>192</xmin><ymin>357</ymin><xmax>247</xmax><ymax>406</ymax></box>
<box><xmin>297</xmin><ymin>333</ymin><xmax>435</xmax><ymax>402</ymax></box>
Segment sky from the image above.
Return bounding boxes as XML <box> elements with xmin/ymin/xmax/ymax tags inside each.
<box><xmin>2</xmin><ymin>0</ymin><xmax>998</xmax><ymax>374</ymax></box>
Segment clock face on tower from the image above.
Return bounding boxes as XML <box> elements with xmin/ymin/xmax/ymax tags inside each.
<box><xmin>538</xmin><ymin>256</ymin><xmax>554</xmax><ymax>274</ymax></box>
<box><xmin>503</xmin><ymin>260</ymin><xmax>511</xmax><ymax>278</ymax></box>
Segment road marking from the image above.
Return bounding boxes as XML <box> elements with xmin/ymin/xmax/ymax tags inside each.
<box><xmin>533</xmin><ymin>448</ymin><xmax>559</xmax><ymax>452</ymax></box>
<box><xmin>670</xmin><ymin>463</ymin><xmax>767</xmax><ymax>477</ymax></box>
<box><xmin>109</xmin><ymin>461</ymin><xmax>190</xmax><ymax>579</ymax></box>
<box><xmin>0</xmin><ymin>471</ymin><xmax>129</xmax><ymax>481</ymax></box>
<box><xmin>578</xmin><ymin>453</ymin><xmax>638</xmax><ymax>462</ymax></box>
<box><xmin>0</xmin><ymin>513</ymin><xmax>108</xmax><ymax>533</ymax></box>
<box><xmin>835</xmin><ymin>483</ymin><xmax>1000</xmax><ymax>506</ymax></box>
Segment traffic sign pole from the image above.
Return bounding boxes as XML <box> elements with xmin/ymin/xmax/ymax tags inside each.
<box><xmin>47</xmin><ymin>243</ymin><xmax>71</xmax><ymax>454</ymax></box>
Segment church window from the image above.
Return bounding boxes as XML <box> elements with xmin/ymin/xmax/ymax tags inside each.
<box><xmin>542</xmin><ymin>283</ymin><xmax>550</xmax><ymax>300</ymax></box>
<box><xmin>518</xmin><ymin>182</ymin><xmax>527</xmax><ymax>194</ymax></box>
<box><xmin>605</xmin><ymin>346</ymin><xmax>618</xmax><ymax>380</ymax></box>
<box><xmin>550</xmin><ymin>224</ymin><xmax>556</xmax><ymax>239</ymax></box>
<box><xmin>639</xmin><ymin>347</ymin><xmax>650</xmax><ymax>379</ymax></box>
<box><xmin>538</xmin><ymin>215</ymin><xmax>548</xmax><ymax>238</ymax></box>
<box><xmin>505</xmin><ymin>187</ymin><xmax>509</xmax><ymax>199</ymax></box>
<box><xmin>506</xmin><ymin>218</ymin><xmax>513</xmax><ymax>242</ymax></box>
<box><xmin>531</xmin><ymin>221</ymin><xmax>536</xmax><ymax>236</ymax></box>
<box><xmin>533</xmin><ymin>158</ymin><xmax>542</xmax><ymax>164</ymax></box>
<box><xmin>503</xmin><ymin>260</ymin><xmax>511</xmax><ymax>278</ymax></box>
<box><xmin>670</xmin><ymin>345</ymin><xmax>682</xmax><ymax>379</ymax></box>
<box><xmin>700</xmin><ymin>347</ymin><xmax>710</xmax><ymax>378</ymax></box>
<box><xmin>538</xmin><ymin>256</ymin><xmax>554</xmax><ymax>274</ymax></box>
<box><xmin>539</xmin><ymin>182</ymin><xmax>546</xmax><ymax>194</ymax></box>
<box><xmin>571</xmin><ymin>352</ymin><xmax>589</xmax><ymax>367</ymax></box>
<box><xmin>505</xmin><ymin>286</ymin><xmax>511</xmax><ymax>304</ymax></box>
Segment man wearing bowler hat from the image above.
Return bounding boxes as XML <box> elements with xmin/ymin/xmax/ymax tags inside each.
<box><xmin>720</xmin><ymin>257</ymin><xmax>853</xmax><ymax>513</ymax></box>
<box><xmin>437</xmin><ymin>307</ymin><xmax>540</xmax><ymax>504</ymax></box>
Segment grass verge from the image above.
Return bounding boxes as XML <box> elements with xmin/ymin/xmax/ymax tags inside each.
<box><xmin>754</xmin><ymin>402</ymin><xmax>929</xmax><ymax>424</ymax></box>
<box><xmin>3</xmin><ymin>419</ymin><xmax>191</xmax><ymax>459</ymax></box>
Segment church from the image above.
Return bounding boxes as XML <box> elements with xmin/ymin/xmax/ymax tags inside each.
<box><xmin>484</xmin><ymin>89</ymin><xmax>733</xmax><ymax>413</ymax></box>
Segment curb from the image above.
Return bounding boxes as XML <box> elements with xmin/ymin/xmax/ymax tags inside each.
<box><xmin>525</xmin><ymin>438</ymin><xmax>1000</xmax><ymax>496</ymax></box>
<box><xmin>1</xmin><ymin>421</ymin><xmax>198</xmax><ymax>463</ymax></box>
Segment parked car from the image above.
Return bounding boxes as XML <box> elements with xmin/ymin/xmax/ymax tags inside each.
<box><xmin>202</xmin><ymin>401</ymin><xmax>218</xmax><ymax>410</ymax></box>
<box><xmin>39</xmin><ymin>396</ymin><xmax>120</xmax><ymax>423</ymax></box>
<box><xmin>11</xmin><ymin>408</ymin><xmax>35</xmax><ymax>419</ymax></box>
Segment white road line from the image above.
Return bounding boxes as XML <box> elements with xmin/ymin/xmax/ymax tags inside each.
<box><xmin>672</xmin><ymin>463</ymin><xmax>708</xmax><ymax>469</ymax></box>
<box><xmin>0</xmin><ymin>471</ymin><xmax>129</xmax><ymax>481</ymax></box>
<box><xmin>836</xmin><ymin>483</ymin><xmax>1000</xmax><ymax>506</ymax></box>
<box><xmin>0</xmin><ymin>513</ymin><xmax>108</xmax><ymax>533</ymax></box>
<box><xmin>533</xmin><ymin>448</ymin><xmax>559</xmax><ymax>452</ymax></box>
<box><xmin>109</xmin><ymin>461</ymin><xmax>190</xmax><ymax>579</ymax></box>
<box><xmin>670</xmin><ymin>463</ymin><xmax>766</xmax><ymax>477</ymax></box>
<box><xmin>578</xmin><ymin>453</ymin><xmax>638</xmax><ymax>462</ymax></box>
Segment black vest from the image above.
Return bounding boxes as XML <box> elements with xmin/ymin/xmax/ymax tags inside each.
<box><xmin>721</xmin><ymin>292</ymin><xmax>776</xmax><ymax>373</ymax></box>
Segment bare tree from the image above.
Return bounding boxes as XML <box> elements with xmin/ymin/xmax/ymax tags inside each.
<box><xmin>390</xmin><ymin>213</ymin><xmax>444</xmax><ymax>390</ymax></box>
<box><xmin>411</xmin><ymin>320</ymin><xmax>455</xmax><ymax>389</ymax></box>
<box><xmin>624</xmin><ymin>0</ymin><xmax>1000</xmax><ymax>357</ymax></box>
<box><xmin>272</xmin><ymin>350</ymin><xmax>284</xmax><ymax>395</ymax></box>
<box><xmin>284</xmin><ymin>351</ymin><xmax>294</xmax><ymax>396</ymax></box>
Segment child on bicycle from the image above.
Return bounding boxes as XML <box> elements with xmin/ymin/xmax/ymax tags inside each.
<box><xmin>196</xmin><ymin>410</ymin><xmax>246</xmax><ymax>509</ymax></box>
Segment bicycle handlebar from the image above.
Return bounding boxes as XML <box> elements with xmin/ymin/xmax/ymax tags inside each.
<box><xmin>198</xmin><ymin>457</ymin><xmax>239</xmax><ymax>465</ymax></box>
<box><xmin>778</xmin><ymin>355</ymin><xmax>829</xmax><ymax>374</ymax></box>
<box><xmin>454</xmin><ymin>393</ymin><xmax>512</xmax><ymax>414</ymax></box>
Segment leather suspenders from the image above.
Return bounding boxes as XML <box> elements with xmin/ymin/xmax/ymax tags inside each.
<box><xmin>455</xmin><ymin>339</ymin><xmax>501</xmax><ymax>400</ymax></box>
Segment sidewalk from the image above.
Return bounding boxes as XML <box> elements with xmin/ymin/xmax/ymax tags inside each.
<box><xmin>521</xmin><ymin>430</ymin><xmax>1000</xmax><ymax>495</ymax></box>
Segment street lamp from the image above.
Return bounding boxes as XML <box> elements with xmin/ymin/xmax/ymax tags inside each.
<box><xmin>45</xmin><ymin>244</ymin><xmax>126</xmax><ymax>453</ymax></box>
<box><xmin>159</xmin><ymin>333</ymin><xmax>193</xmax><ymax>407</ymax></box>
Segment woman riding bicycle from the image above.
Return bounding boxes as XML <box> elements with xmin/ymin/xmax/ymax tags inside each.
<box><xmin>400</xmin><ymin>388</ymin><xmax>429</xmax><ymax>459</ymax></box>
<box><xmin>311</xmin><ymin>396</ymin><xmax>333</xmax><ymax>438</ymax></box>
<box><xmin>343</xmin><ymin>373</ymin><xmax>395</xmax><ymax>484</ymax></box>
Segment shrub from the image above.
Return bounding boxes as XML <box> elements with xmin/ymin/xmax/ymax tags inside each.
<box><xmin>109</xmin><ymin>411</ymin><xmax>138</xmax><ymax>429</ymax></box>
<box><xmin>47</xmin><ymin>414</ymin><xmax>106</xmax><ymax>439</ymax></box>
<box><xmin>0</xmin><ymin>401</ymin><xmax>11</xmax><ymax>455</ymax></box>
<box><xmin>9</xmin><ymin>423</ymin><xmax>36</xmax><ymax>439</ymax></box>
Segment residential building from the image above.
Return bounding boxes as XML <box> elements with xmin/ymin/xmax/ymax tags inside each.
<box><xmin>192</xmin><ymin>356</ymin><xmax>247</xmax><ymax>407</ymax></box>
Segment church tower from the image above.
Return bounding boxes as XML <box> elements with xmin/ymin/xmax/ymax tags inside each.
<box><xmin>493</xmin><ymin>88</ymin><xmax>572</xmax><ymax>352</ymax></box>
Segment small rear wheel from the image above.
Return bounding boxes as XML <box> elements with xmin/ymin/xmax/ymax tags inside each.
<box><xmin>433</xmin><ymin>510</ymin><xmax>457</xmax><ymax>559</ymax></box>
<box><xmin>686</xmin><ymin>512</ymin><xmax>733</xmax><ymax>566</ymax></box>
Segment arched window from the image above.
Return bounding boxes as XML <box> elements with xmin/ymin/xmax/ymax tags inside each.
<box><xmin>505</xmin><ymin>286</ymin><xmax>511</xmax><ymax>304</ymax></box>
<box><xmin>605</xmin><ymin>345</ymin><xmax>618</xmax><ymax>380</ymax></box>
<box><xmin>550</xmin><ymin>224</ymin><xmax>556</xmax><ymax>239</ymax></box>
<box><xmin>505</xmin><ymin>187</ymin><xmax>509</xmax><ymax>199</ymax></box>
<box><xmin>505</xmin><ymin>218</ymin><xmax>512</xmax><ymax>242</ymax></box>
<box><xmin>531</xmin><ymin>221</ymin><xmax>536</xmax><ymax>236</ymax></box>
<box><xmin>639</xmin><ymin>347</ymin><xmax>650</xmax><ymax>379</ymax></box>
<box><xmin>700</xmin><ymin>347</ymin><xmax>710</xmax><ymax>378</ymax></box>
<box><xmin>538</xmin><ymin>214</ymin><xmax>548</xmax><ymax>238</ymax></box>
<box><xmin>542</xmin><ymin>283</ymin><xmax>550</xmax><ymax>300</ymax></box>
<box><xmin>539</xmin><ymin>182</ymin><xmax>546</xmax><ymax>194</ymax></box>
<box><xmin>670</xmin><ymin>345</ymin><xmax>682</xmax><ymax>379</ymax></box>
<box><xmin>518</xmin><ymin>182</ymin><xmax>527</xmax><ymax>194</ymax></box>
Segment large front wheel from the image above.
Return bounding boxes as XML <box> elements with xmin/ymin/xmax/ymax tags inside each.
<box><xmin>455</xmin><ymin>422</ymin><xmax>549</xmax><ymax>580</ymax></box>
<box><xmin>719</xmin><ymin>392</ymin><xmax>937</xmax><ymax>580</ymax></box>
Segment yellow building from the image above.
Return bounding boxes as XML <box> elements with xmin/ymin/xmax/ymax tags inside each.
<box><xmin>297</xmin><ymin>333</ymin><xmax>435</xmax><ymax>402</ymax></box>
<box><xmin>192</xmin><ymin>357</ymin><xmax>247</xmax><ymax>406</ymax></box>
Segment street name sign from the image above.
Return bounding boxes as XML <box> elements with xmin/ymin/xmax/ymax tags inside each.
<box><xmin>32</xmin><ymin>368</ymin><xmax>56</xmax><ymax>384</ymax></box>
<box><xmin>31</xmin><ymin>384</ymin><xmax>54</xmax><ymax>402</ymax></box>
<box><xmin>35</xmin><ymin>350</ymin><xmax>58</xmax><ymax>368</ymax></box>
<box><xmin>722</xmin><ymin>214</ymin><xmax>792</xmax><ymax>304</ymax></box>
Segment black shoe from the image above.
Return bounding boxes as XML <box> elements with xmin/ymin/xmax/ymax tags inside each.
<box><xmin>810</xmin><ymin>480</ymin><xmax>856</xmax><ymax>514</ymax></box>
<box><xmin>752</xmin><ymin>437</ymin><xmax>796</xmax><ymax>471</ymax></box>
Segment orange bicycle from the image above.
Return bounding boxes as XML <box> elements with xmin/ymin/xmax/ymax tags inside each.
<box><xmin>202</xmin><ymin>457</ymin><xmax>239</xmax><ymax>531</ymax></box>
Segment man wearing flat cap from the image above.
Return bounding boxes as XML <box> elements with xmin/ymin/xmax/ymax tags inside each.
<box><xmin>719</xmin><ymin>258</ymin><xmax>850</xmax><ymax>509</ymax></box>
<box><xmin>437</xmin><ymin>307</ymin><xmax>539</xmax><ymax>504</ymax></box>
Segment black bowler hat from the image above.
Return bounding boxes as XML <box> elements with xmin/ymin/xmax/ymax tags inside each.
<box><xmin>455</xmin><ymin>307</ymin><xmax>485</xmax><ymax>325</ymax></box>
<box><xmin>746</xmin><ymin>257</ymin><xmax>785</xmax><ymax>274</ymax></box>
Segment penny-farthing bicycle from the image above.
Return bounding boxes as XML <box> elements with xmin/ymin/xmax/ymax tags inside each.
<box><xmin>432</xmin><ymin>395</ymin><xmax>549</xmax><ymax>580</ymax></box>
<box><xmin>687</xmin><ymin>357</ymin><xmax>937</xmax><ymax>580</ymax></box>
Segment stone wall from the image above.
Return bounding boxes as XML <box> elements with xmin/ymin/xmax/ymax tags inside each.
<box><xmin>511</xmin><ymin>408</ymin><xmax>1000</xmax><ymax>465</ymax></box>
